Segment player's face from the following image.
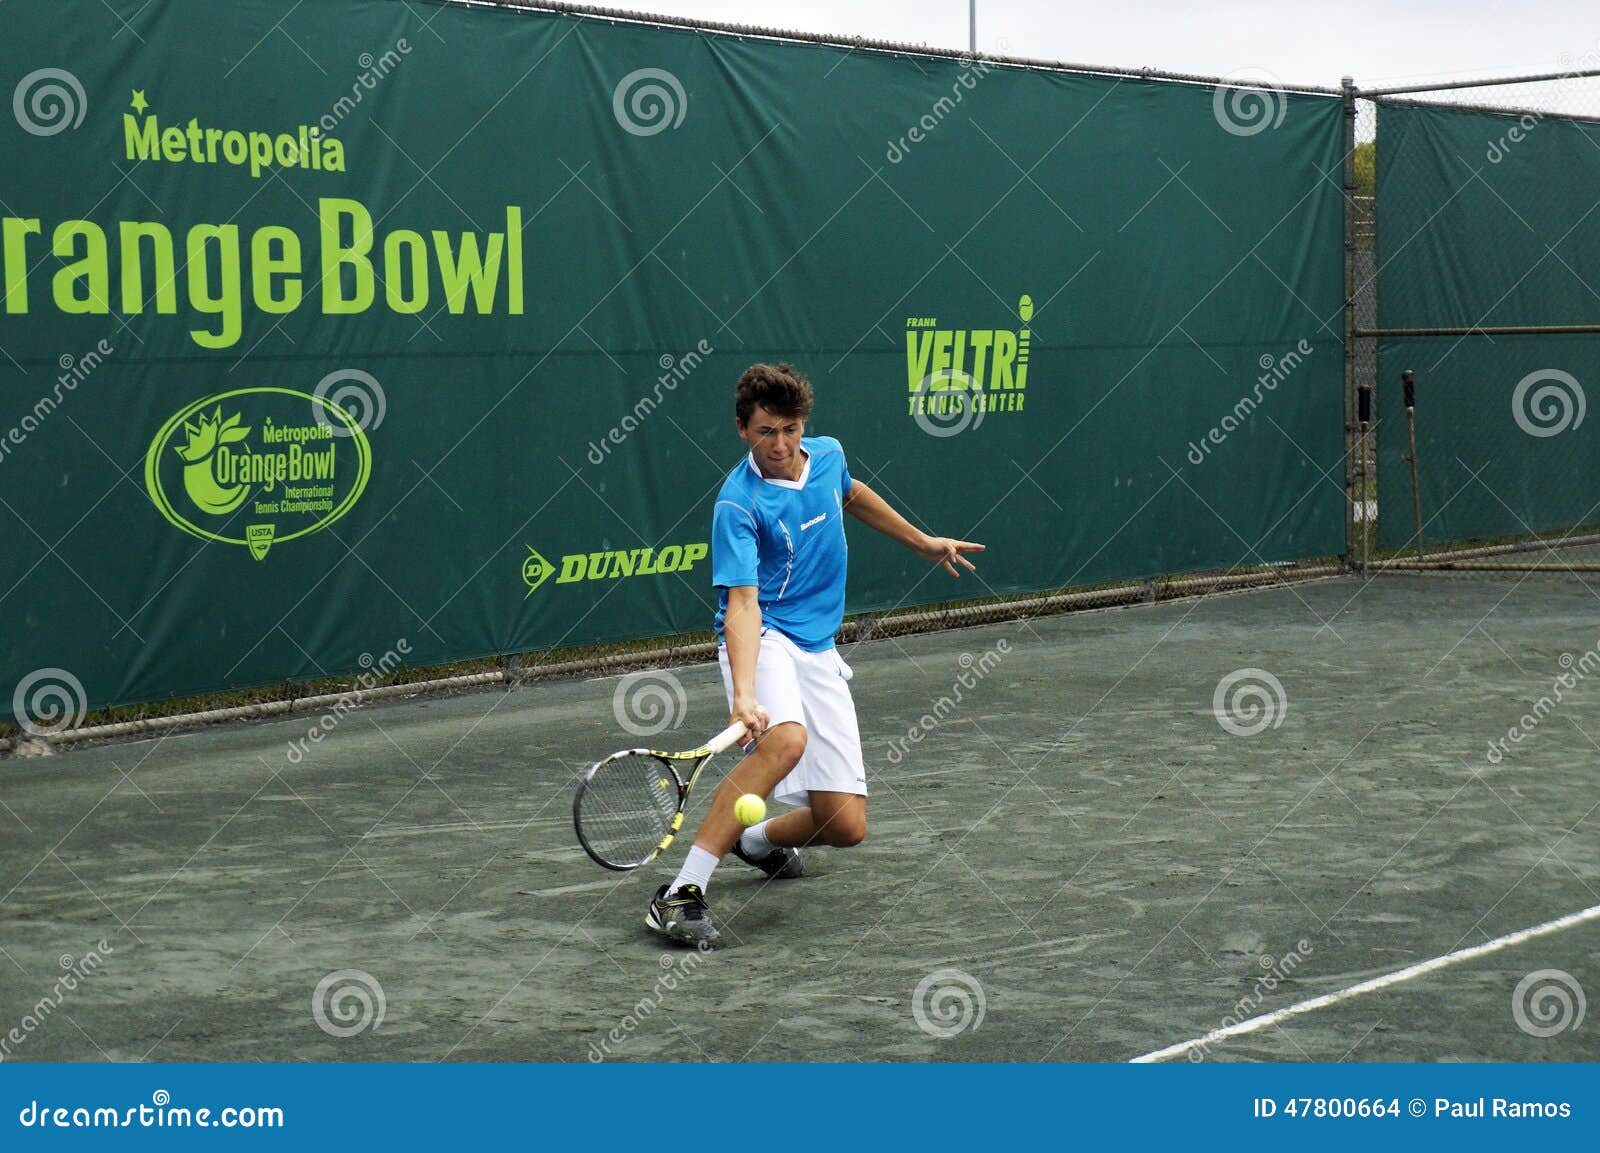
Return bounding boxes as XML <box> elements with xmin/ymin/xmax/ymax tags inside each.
<box><xmin>738</xmin><ymin>405</ymin><xmax>806</xmax><ymax>479</ymax></box>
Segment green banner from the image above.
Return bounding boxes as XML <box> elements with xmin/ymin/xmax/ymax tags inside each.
<box><xmin>1</xmin><ymin>0</ymin><xmax>1344</xmax><ymax>719</ymax></box>
<box><xmin>1377</xmin><ymin>101</ymin><xmax>1600</xmax><ymax>548</ymax></box>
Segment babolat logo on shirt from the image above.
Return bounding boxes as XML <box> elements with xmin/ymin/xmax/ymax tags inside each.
<box><xmin>522</xmin><ymin>542</ymin><xmax>708</xmax><ymax>595</ymax></box>
<box><xmin>904</xmin><ymin>293</ymin><xmax>1034</xmax><ymax>424</ymax></box>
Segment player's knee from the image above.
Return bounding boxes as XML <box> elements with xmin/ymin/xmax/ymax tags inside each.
<box><xmin>824</xmin><ymin>815</ymin><xmax>866</xmax><ymax>847</ymax></box>
<box><xmin>761</xmin><ymin>722</ymin><xmax>806</xmax><ymax>771</ymax></box>
<box><xmin>833</xmin><ymin>824</ymin><xmax>866</xmax><ymax>847</ymax></box>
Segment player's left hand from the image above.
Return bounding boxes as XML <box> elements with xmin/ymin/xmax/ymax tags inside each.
<box><xmin>917</xmin><ymin>535</ymin><xmax>985</xmax><ymax>577</ymax></box>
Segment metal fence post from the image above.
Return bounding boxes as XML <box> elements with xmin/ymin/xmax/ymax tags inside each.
<box><xmin>1342</xmin><ymin>76</ymin><xmax>1358</xmax><ymax>570</ymax></box>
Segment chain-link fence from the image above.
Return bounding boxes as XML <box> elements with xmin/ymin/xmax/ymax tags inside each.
<box><xmin>13</xmin><ymin>0</ymin><xmax>1600</xmax><ymax>741</ymax></box>
<box><xmin>2</xmin><ymin>0</ymin><xmax>1360</xmax><ymax>740</ymax></box>
<box><xmin>1350</xmin><ymin>69</ymin><xmax>1600</xmax><ymax>571</ymax></box>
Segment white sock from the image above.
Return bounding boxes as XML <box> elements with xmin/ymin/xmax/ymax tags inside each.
<box><xmin>668</xmin><ymin>845</ymin><xmax>720</xmax><ymax>896</ymax></box>
<box><xmin>739</xmin><ymin>819</ymin><xmax>776</xmax><ymax>857</ymax></box>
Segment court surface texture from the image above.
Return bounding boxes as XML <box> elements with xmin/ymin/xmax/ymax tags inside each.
<box><xmin>2</xmin><ymin>568</ymin><xmax>1597</xmax><ymax>1062</ymax></box>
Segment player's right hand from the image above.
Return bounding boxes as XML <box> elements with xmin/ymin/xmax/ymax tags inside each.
<box><xmin>731</xmin><ymin>694</ymin><xmax>769</xmax><ymax>742</ymax></box>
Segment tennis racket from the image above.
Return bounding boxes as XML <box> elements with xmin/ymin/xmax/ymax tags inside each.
<box><xmin>572</xmin><ymin>720</ymin><xmax>749</xmax><ymax>871</ymax></box>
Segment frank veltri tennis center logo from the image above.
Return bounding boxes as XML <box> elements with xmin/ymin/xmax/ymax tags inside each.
<box><xmin>522</xmin><ymin>543</ymin><xmax>708</xmax><ymax>596</ymax></box>
<box><xmin>905</xmin><ymin>293</ymin><xmax>1033</xmax><ymax>435</ymax></box>
<box><xmin>145</xmin><ymin>388</ymin><xmax>373</xmax><ymax>561</ymax></box>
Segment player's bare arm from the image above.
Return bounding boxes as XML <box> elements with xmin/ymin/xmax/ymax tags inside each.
<box><xmin>721</xmin><ymin>585</ymin><xmax>767</xmax><ymax>738</ymax></box>
<box><xmin>842</xmin><ymin>480</ymin><xmax>985</xmax><ymax>577</ymax></box>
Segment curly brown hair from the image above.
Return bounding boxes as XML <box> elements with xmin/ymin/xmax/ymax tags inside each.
<box><xmin>735</xmin><ymin>363</ymin><xmax>814</xmax><ymax>426</ymax></box>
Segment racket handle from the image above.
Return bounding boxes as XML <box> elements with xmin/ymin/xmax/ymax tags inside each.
<box><xmin>706</xmin><ymin>720</ymin><xmax>750</xmax><ymax>755</ymax></box>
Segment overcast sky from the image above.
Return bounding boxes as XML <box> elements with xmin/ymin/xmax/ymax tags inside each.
<box><xmin>570</xmin><ymin>0</ymin><xmax>1599</xmax><ymax>91</ymax></box>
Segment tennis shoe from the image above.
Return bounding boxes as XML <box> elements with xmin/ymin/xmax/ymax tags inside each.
<box><xmin>646</xmin><ymin>883</ymin><xmax>720</xmax><ymax>945</ymax></box>
<box><xmin>730</xmin><ymin>837</ymin><xmax>804</xmax><ymax>879</ymax></box>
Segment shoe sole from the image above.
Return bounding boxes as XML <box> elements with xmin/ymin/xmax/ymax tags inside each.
<box><xmin>646</xmin><ymin>907</ymin><xmax>719</xmax><ymax>945</ymax></box>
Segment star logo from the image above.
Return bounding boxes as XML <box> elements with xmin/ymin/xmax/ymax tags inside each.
<box><xmin>130</xmin><ymin>89</ymin><xmax>148</xmax><ymax>115</ymax></box>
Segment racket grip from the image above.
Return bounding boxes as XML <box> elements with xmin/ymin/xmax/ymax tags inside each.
<box><xmin>706</xmin><ymin>720</ymin><xmax>750</xmax><ymax>755</ymax></box>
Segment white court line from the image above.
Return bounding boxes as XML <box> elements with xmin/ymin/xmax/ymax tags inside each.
<box><xmin>363</xmin><ymin>818</ymin><xmax>571</xmax><ymax>838</ymax></box>
<box><xmin>1131</xmin><ymin>902</ymin><xmax>1600</xmax><ymax>1063</ymax></box>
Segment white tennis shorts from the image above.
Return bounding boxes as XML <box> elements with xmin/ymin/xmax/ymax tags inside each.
<box><xmin>718</xmin><ymin>627</ymin><xmax>867</xmax><ymax>808</ymax></box>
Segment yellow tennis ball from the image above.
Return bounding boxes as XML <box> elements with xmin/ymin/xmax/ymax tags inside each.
<box><xmin>733</xmin><ymin>793</ymin><xmax>766</xmax><ymax>826</ymax></box>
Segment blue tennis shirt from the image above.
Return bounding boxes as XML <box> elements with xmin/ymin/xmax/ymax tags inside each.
<box><xmin>712</xmin><ymin>436</ymin><xmax>852</xmax><ymax>652</ymax></box>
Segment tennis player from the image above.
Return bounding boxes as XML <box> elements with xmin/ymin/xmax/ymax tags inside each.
<box><xmin>648</xmin><ymin>363</ymin><xmax>984</xmax><ymax>943</ymax></box>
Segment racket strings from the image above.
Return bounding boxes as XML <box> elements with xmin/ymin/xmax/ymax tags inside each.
<box><xmin>576</xmin><ymin>753</ymin><xmax>678</xmax><ymax>865</ymax></box>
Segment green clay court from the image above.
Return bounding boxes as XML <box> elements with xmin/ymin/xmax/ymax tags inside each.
<box><xmin>3</xmin><ymin>568</ymin><xmax>1597</xmax><ymax>1063</ymax></box>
